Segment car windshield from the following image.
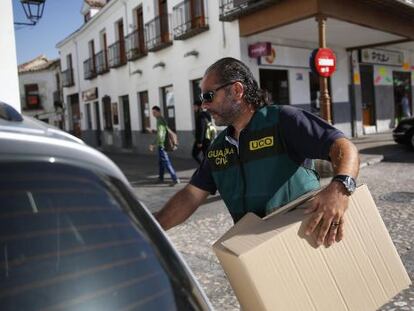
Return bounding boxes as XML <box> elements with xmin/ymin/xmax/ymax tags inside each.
<box><xmin>0</xmin><ymin>161</ymin><xmax>199</xmax><ymax>311</ymax></box>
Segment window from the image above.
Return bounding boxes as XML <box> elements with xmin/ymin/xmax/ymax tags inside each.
<box><xmin>161</xmin><ymin>85</ymin><xmax>176</xmax><ymax>131</ymax></box>
<box><xmin>24</xmin><ymin>84</ymin><xmax>41</xmax><ymax>110</ymax></box>
<box><xmin>139</xmin><ymin>91</ymin><xmax>150</xmax><ymax>133</ymax></box>
<box><xmin>0</xmin><ymin>162</ymin><xmax>203</xmax><ymax>310</ymax></box>
<box><xmin>66</xmin><ymin>54</ymin><xmax>73</xmax><ymax>69</ymax></box>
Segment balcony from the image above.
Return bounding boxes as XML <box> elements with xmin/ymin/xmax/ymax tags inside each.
<box><xmin>108</xmin><ymin>40</ymin><xmax>127</xmax><ymax>68</ymax></box>
<box><xmin>83</xmin><ymin>57</ymin><xmax>97</xmax><ymax>80</ymax></box>
<box><xmin>145</xmin><ymin>14</ymin><xmax>173</xmax><ymax>52</ymax></box>
<box><xmin>61</xmin><ymin>68</ymin><xmax>74</xmax><ymax>87</ymax></box>
<box><xmin>95</xmin><ymin>50</ymin><xmax>109</xmax><ymax>74</ymax></box>
<box><xmin>219</xmin><ymin>0</ymin><xmax>279</xmax><ymax>22</ymax></box>
<box><xmin>125</xmin><ymin>29</ymin><xmax>147</xmax><ymax>61</ymax></box>
<box><xmin>173</xmin><ymin>0</ymin><xmax>209</xmax><ymax>40</ymax></box>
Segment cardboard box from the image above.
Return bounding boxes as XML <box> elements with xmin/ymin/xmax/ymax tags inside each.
<box><xmin>213</xmin><ymin>185</ymin><xmax>411</xmax><ymax>311</ymax></box>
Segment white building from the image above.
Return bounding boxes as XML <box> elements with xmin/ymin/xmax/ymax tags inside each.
<box><xmin>57</xmin><ymin>0</ymin><xmax>414</xmax><ymax>157</ymax></box>
<box><xmin>1</xmin><ymin>0</ymin><xmax>20</xmax><ymax>111</ymax></box>
<box><xmin>18</xmin><ymin>55</ymin><xmax>64</xmax><ymax>128</ymax></box>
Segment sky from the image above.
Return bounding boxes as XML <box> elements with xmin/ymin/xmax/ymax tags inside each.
<box><xmin>13</xmin><ymin>0</ymin><xmax>85</xmax><ymax>65</ymax></box>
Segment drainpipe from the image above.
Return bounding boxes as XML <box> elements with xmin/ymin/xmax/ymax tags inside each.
<box><xmin>317</xmin><ymin>15</ymin><xmax>332</xmax><ymax>124</ymax></box>
<box><xmin>349</xmin><ymin>51</ymin><xmax>357</xmax><ymax>137</ymax></box>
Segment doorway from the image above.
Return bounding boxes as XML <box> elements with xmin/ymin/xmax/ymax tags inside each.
<box><xmin>68</xmin><ymin>94</ymin><xmax>81</xmax><ymax>138</ymax></box>
<box><xmin>94</xmin><ymin>101</ymin><xmax>102</xmax><ymax>146</ymax></box>
<box><xmin>259</xmin><ymin>69</ymin><xmax>290</xmax><ymax>105</ymax></box>
<box><xmin>121</xmin><ymin>95</ymin><xmax>132</xmax><ymax>148</ymax></box>
<box><xmin>360</xmin><ymin>65</ymin><xmax>376</xmax><ymax>126</ymax></box>
<box><xmin>393</xmin><ymin>71</ymin><xmax>412</xmax><ymax>120</ymax></box>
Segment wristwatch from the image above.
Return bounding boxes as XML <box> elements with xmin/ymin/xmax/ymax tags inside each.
<box><xmin>332</xmin><ymin>175</ymin><xmax>356</xmax><ymax>195</ymax></box>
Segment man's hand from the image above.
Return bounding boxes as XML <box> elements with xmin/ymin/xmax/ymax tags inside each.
<box><xmin>304</xmin><ymin>181</ymin><xmax>349</xmax><ymax>247</ymax></box>
<box><xmin>155</xmin><ymin>184</ymin><xmax>209</xmax><ymax>230</ymax></box>
<box><xmin>149</xmin><ymin>144</ymin><xmax>155</xmax><ymax>152</ymax></box>
<box><xmin>197</xmin><ymin>143</ymin><xmax>203</xmax><ymax>148</ymax></box>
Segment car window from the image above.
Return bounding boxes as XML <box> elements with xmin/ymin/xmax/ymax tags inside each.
<box><xmin>0</xmin><ymin>161</ymin><xmax>194</xmax><ymax>311</ymax></box>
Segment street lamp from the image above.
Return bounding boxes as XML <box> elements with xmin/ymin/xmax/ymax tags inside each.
<box><xmin>14</xmin><ymin>0</ymin><xmax>46</xmax><ymax>26</ymax></box>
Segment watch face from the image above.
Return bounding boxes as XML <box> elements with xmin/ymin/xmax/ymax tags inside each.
<box><xmin>345</xmin><ymin>176</ymin><xmax>356</xmax><ymax>193</ymax></box>
<box><xmin>334</xmin><ymin>175</ymin><xmax>356</xmax><ymax>194</ymax></box>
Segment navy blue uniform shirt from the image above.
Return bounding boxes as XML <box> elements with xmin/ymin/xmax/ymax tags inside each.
<box><xmin>190</xmin><ymin>105</ymin><xmax>345</xmax><ymax>194</ymax></box>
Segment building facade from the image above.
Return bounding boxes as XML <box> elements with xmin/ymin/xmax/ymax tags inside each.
<box><xmin>18</xmin><ymin>55</ymin><xmax>64</xmax><ymax>128</ymax></box>
<box><xmin>57</xmin><ymin>0</ymin><xmax>414</xmax><ymax>157</ymax></box>
<box><xmin>1</xmin><ymin>0</ymin><xmax>20</xmax><ymax>111</ymax></box>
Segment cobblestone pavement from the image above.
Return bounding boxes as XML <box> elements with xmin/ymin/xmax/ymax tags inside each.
<box><xmin>106</xmin><ymin>134</ymin><xmax>414</xmax><ymax>311</ymax></box>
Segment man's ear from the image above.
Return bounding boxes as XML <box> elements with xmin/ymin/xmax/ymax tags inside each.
<box><xmin>233</xmin><ymin>81</ymin><xmax>244</xmax><ymax>100</ymax></box>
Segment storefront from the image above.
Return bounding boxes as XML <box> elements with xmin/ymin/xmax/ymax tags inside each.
<box><xmin>237</xmin><ymin>0</ymin><xmax>414</xmax><ymax>137</ymax></box>
<box><xmin>355</xmin><ymin>47</ymin><xmax>413</xmax><ymax>133</ymax></box>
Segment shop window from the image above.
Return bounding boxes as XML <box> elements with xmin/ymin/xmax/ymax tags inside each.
<box><xmin>24</xmin><ymin>84</ymin><xmax>41</xmax><ymax>110</ymax></box>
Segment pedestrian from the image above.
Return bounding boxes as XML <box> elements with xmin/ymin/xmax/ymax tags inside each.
<box><xmin>149</xmin><ymin>106</ymin><xmax>180</xmax><ymax>185</ymax></box>
<box><xmin>400</xmin><ymin>92</ymin><xmax>411</xmax><ymax>118</ymax></box>
<box><xmin>154</xmin><ymin>57</ymin><xmax>359</xmax><ymax>247</ymax></box>
<box><xmin>192</xmin><ymin>101</ymin><xmax>214</xmax><ymax>164</ymax></box>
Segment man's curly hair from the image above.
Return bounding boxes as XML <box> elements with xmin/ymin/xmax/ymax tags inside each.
<box><xmin>205</xmin><ymin>57</ymin><xmax>269</xmax><ymax>110</ymax></box>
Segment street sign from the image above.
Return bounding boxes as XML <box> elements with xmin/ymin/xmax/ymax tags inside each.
<box><xmin>248</xmin><ymin>42</ymin><xmax>271</xmax><ymax>58</ymax></box>
<box><xmin>310</xmin><ymin>48</ymin><xmax>336</xmax><ymax>77</ymax></box>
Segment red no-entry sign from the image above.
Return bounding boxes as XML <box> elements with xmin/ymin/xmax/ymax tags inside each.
<box><xmin>311</xmin><ymin>48</ymin><xmax>336</xmax><ymax>77</ymax></box>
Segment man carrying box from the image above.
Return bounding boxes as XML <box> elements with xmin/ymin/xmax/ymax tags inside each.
<box><xmin>154</xmin><ymin>57</ymin><xmax>360</xmax><ymax>247</ymax></box>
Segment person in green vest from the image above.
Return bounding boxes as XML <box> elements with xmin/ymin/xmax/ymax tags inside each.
<box><xmin>149</xmin><ymin>106</ymin><xmax>180</xmax><ymax>185</ymax></box>
<box><xmin>154</xmin><ymin>58</ymin><xmax>359</xmax><ymax>247</ymax></box>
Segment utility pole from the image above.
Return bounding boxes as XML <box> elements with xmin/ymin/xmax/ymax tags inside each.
<box><xmin>317</xmin><ymin>15</ymin><xmax>332</xmax><ymax>124</ymax></box>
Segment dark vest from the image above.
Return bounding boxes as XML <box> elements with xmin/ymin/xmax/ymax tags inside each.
<box><xmin>207</xmin><ymin>105</ymin><xmax>320</xmax><ymax>222</ymax></box>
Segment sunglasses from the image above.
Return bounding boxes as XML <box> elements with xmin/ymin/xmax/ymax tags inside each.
<box><xmin>199</xmin><ymin>81</ymin><xmax>241</xmax><ymax>103</ymax></box>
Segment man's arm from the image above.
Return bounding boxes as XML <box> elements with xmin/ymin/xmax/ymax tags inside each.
<box><xmin>154</xmin><ymin>184</ymin><xmax>209</xmax><ymax>230</ymax></box>
<box><xmin>305</xmin><ymin>137</ymin><xmax>360</xmax><ymax>247</ymax></box>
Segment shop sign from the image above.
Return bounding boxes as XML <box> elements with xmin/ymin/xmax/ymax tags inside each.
<box><xmin>82</xmin><ymin>87</ymin><xmax>98</xmax><ymax>102</ymax></box>
<box><xmin>248</xmin><ymin>42</ymin><xmax>271</xmax><ymax>58</ymax></box>
<box><xmin>360</xmin><ymin>48</ymin><xmax>403</xmax><ymax>66</ymax></box>
<box><xmin>310</xmin><ymin>48</ymin><xmax>336</xmax><ymax>77</ymax></box>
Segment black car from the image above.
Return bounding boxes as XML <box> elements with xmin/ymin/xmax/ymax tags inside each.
<box><xmin>0</xmin><ymin>102</ymin><xmax>213</xmax><ymax>311</ymax></box>
<box><xmin>393</xmin><ymin>117</ymin><xmax>414</xmax><ymax>149</ymax></box>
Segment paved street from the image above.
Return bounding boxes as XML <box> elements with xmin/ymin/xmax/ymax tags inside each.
<box><xmin>105</xmin><ymin>132</ymin><xmax>414</xmax><ymax>311</ymax></box>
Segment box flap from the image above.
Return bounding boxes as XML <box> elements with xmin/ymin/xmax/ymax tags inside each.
<box><xmin>264</xmin><ymin>187</ymin><xmax>322</xmax><ymax>219</ymax></box>
<box><xmin>221</xmin><ymin>205</ymin><xmax>313</xmax><ymax>256</ymax></box>
<box><xmin>212</xmin><ymin>213</ymin><xmax>262</xmax><ymax>251</ymax></box>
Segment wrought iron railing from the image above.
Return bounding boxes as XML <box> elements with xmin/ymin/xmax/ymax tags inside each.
<box><xmin>173</xmin><ymin>0</ymin><xmax>209</xmax><ymax>40</ymax></box>
<box><xmin>145</xmin><ymin>14</ymin><xmax>172</xmax><ymax>52</ymax></box>
<box><xmin>125</xmin><ymin>29</ymin><xmax>147</xmax><ymax>61</ymax></box>
<box><xmin>61</xmin><ymin>68</ymin><xmax>74</xmax><ymax>87</ymax></box>
<box><xmin>95</xmin><ymin>50</ymin><xmax>109</xmax><ymax>74</ymax></box>
<box><xmin>219</xmin><ymin>0</ymin><xmax>279</xmax><ymax>21</ymax></box>
<box><xmin>83</xmin><ymin>57</ymin><xmax>96</xmax><ymax>80</ymax></box>
<box><xmin>108</xmin><ymin>40</ymin><xmax>127</xmax><ymax>68</ymax></box>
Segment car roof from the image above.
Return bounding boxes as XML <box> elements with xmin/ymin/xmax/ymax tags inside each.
<box><xmin>0</xmin><ymin>102</ymin><xmax>128</xmax><ymax>184</ymax></box>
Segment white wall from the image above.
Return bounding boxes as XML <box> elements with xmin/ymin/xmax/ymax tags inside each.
<box><xmin>1</xmin><ymin>0</ymin><xmax>20</xmax><ymax>111</ymax></box>
<box><xmin>58</xmin><ymin>0</ymin><xmax>241</xmax><ymax>136</ymax></box>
